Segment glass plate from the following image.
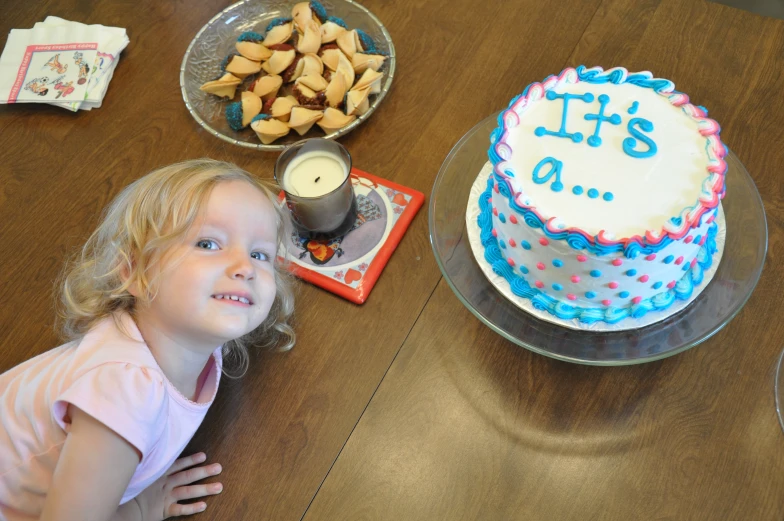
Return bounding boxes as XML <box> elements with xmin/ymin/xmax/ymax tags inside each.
<box><xmin>429</xmin><ymin>112</ymin><xmax>768</xmax><ymax>366</ymax></box>
<box><xmin>179</xmin><ymin>0</ymin><xmax>396</xmax><ymax>152</ymax></box>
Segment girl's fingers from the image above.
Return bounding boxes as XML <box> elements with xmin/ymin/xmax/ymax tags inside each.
<box><xmin>167</xmin><ymin>501</ymin><xmax>207</xmax><ymax>517</ymax></box>
<box><xmin>170</xmin><ymin>462</ymin><xmax>223</xmax><ymax>488</ymax></box>
<box><xmin>168</xmin><ymin>452</ymin><xmax>207</xmax><ymax>475</ymax></box>
<box><xmin>172</xmin><ymin>482</ymin><xmax>224</xmax><ymax>501</ymax></box>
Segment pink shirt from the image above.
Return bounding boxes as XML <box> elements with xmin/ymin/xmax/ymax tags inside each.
<box><xmin>0</xmin><ymin>313</ymin><xmax>222</xmax><ymax>520</ymax></box>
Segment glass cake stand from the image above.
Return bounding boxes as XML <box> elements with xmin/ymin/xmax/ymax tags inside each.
<box><xmin>429</xmin><ymin>112</ymin><xmax>767</xmax><ymax>365</ymax></box>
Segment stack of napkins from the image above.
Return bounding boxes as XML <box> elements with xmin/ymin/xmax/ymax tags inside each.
<box><xmin>0</xmin><ymin>17</ymin><xmax>128</xmax><ymax>111</ymax></box>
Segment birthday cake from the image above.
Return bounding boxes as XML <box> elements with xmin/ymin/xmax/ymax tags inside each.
<box><xmin>478</xmin><ymin>66</ymin><xmax>727</xmax><ymax>324</ymax></box>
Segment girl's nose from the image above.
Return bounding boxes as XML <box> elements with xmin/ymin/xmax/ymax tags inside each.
<box><xmin>228</xmin><ymin>250</ymin><xmax>254</xmax><ymax>280</ymax></box>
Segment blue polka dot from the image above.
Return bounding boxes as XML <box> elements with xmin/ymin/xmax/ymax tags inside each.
<box><xmin>551</xmin><ymin>181</ymin><xmax>564</xmax><ymax>192</ymax></box>
<box><xmin>521</xmin><ymin>240</ymin><xmax>531</xmax><ymax>250</ymax></box>
<box><xmin>499</xmin><ymin>213</ymin><xmax>506</xmax><ymax>223</ymax></box>
<box><xmin>552</xmin><ymin>283</ymin><xmax>563</xmax><ymax>291</ymax></box>
<box><xmin>619</xmin><ymin>291</ymin><xmax>630</xmax><ymax>298</ymax></box>
<box><xmin>500</xmin><ymin>240</ymin><xmax>506</xmax><ymax>249</ymax></box>
<box><xmin>520</xmin><ymin>266</ymin><xmax>529</xmax><ymax>274</ymax></box>
<box><xmin>653</xmin><ymin>281</ymin><xmax>663</xmax><ymax>289</ymax></box>
<box><xmin>590</xmin><ymin>270</ymin><xmax>602</xmax><ymax>278</ymax></box>
<box><xmin>588</xmin><ymin>188</ymin><xmax>599</xmax><ymax>199</ymax></box>
<box><xmin>572</xmin><ymin>185</ymin><xmax>584</xmax><ymax>195</ymax></box>
<box><xmin>694</xmin><ymin>234</ymin><xmax>702</xmax><ymax>244</ymax></box>
<box><xmin>626</xmin><ymin>269</ymin><xmax>637</xmax><ymax>277</ymax></box>
<box><xmin>663</xmin><ymin>255</ymin><xmax>674</xmax><ymax>264</ymax></box>
<box><xmin>553</xmin><ymin>259</ymin><xmax>563</xmax><ymax>268</ymax></box>
<box><xmin>603</xmin><ymin>192</ymin><xmax>614</xmax><ymax>202</ymax></box>
<box><xmin>585</xmin><ymin>291</ymin><xmax>596</xmax><ymax>299</ymax></box>
<box><xmin>682</xmin><ymin>264</ymin><xmax>690</xmax><ymax>271</ymax></box>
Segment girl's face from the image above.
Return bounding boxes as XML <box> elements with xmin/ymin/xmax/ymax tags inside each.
<box><xmin>137</xmin><ymin>180</ymin><xmax>280</xmax><ymax>350</ymax></box>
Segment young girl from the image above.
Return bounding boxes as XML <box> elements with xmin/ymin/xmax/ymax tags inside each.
<box><xmin>0</xmin><ymin>159</ymin><xmax>295</xmax><ymax>520</ymax></box>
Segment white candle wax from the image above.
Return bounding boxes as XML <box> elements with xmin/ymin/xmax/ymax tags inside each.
<box><xmin>282</xmin><ymin>150</ymin><xmax>348</xmax><ymax>198</ymax></box>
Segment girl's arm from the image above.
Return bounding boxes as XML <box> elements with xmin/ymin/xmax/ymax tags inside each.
<box><xmin>40</xmin><ymin>405</ymin><xmax>141</xmax><ymax>521</ymax></box>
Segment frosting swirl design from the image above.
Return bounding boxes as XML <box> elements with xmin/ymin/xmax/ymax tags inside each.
<box><xmin>477</xmin><ymin>181</ymin><xmax>720</xmax><ymax>324</ymax></box>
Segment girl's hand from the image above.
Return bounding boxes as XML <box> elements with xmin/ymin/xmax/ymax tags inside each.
<box><xmin>136</xmin><ymin>452</ymin><xmax>224</xmax><ymax>520</ymax></box>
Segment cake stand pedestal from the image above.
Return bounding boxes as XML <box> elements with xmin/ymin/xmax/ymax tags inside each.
<box><xmin>429</xmin><ymin>112</ymin><xmax>767</xmax><ymax>365</ymax></box>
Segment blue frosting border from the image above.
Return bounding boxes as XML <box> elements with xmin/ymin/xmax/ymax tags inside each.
<box><xmin>487</xmin><ymin>65</ymin><xmax>724</xmax><ymax>258</ymax></box>
<box><xmin>478</xmin><ymin>177</ymin><xmax>719</xmax><ymax>324</ymax></box>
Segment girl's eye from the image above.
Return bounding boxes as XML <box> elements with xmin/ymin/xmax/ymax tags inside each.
<box><xmin>196</xmin><ymin>239</ymin><xmax>219</xmax><ymax>250</ymax></box>
<box><xmin>251</xmin><ymin>251</ymin><xmax>269</xmax><ymax>261</ymax></box>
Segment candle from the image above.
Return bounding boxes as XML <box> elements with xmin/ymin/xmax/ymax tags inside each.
<box><xmin>275</xmin><ymin>138</ymin><xmax>357</xmax><ymax>240</ymax></box>
<box><xmin>282</xmin><ymin>150</ymin><xmax>348</xmax><ymax>198</ymax></box>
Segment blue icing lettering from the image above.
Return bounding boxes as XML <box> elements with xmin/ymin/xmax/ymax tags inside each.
<box><xmin>587</xmin><ymin>188</ymin><xmax>599</xmax><ymax>199</ymax></box>
<box><xmin>623</xmin><ymin>117</ymin><xmax>657</xmax><ymax>158</ymax></box>
<box><xmin>627</xmin><ymin>101</ymin><xmax>639</xmax><ymax>114</ymax></box>
<box><xmin>534</xmin><ymin>90</ymin><xmax>593</xmax><ymax>143</ymax></box>
<box><xmin>584</xmin><ymin>93</ymin><xmax>622</xmax><ymax>147</ymax></box>
<box><xmin>532</xmin><ymin>157</ymin><xmax>564</xmax><ymax>193</ymax></box>
<box><xmin>603</xmin><ymin>192</ymin><xmax>614</xmax><ymax>202</ymax></box>
<box><xmin>572</xmin><ymin>185</ymin><xmax>583</xmax><ymax>195</ymax></box>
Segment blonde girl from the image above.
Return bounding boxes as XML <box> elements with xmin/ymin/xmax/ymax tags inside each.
<box><xmin>0</xmin><ymin>159</ymin><xmax>295</xmax><ymax>521</ymax></box>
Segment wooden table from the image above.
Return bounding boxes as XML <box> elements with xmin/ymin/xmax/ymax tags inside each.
<box><xmin>2</xmin><ymin>0</ymin><xmax>783</xmax><ymax>519</ymax></box>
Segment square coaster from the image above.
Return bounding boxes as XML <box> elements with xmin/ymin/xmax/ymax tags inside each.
<box><xmin>277</xmin><ymin>167</ymin><xmax>424</xmax><ymax>304</ymax></box>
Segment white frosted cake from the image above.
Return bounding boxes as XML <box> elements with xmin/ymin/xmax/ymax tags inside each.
<box><xmin>478</xmin><ymin>66</ymin><xmax>726</xmax><ymax>324</ymax></box>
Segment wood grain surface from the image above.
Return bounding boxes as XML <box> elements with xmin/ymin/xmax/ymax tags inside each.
<box><xmin>1</xmin><ymin>0</ymin><xmax>782</xmax><ymax>519</ymax></box>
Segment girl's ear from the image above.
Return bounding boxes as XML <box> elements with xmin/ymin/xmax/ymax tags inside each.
<box><xmin>119</xmin><ymin>259</ymin><xmax>141</xmax><ymax>298</ymax></box>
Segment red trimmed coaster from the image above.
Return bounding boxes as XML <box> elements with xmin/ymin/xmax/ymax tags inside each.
<box><xmin>277</xmin><ymin>167</ymin><xmax>424</xmax><ymax>304</ymax></box>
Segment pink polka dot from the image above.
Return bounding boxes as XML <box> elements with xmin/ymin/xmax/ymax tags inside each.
<box><xmin>507</xmin><ymin>258</ymin><xmax>515</xmax><ymax>267</ymax></box>
<box><xmin>508</xmin><ymin>239</ymin><xmax>517</xmax><ymax>247</ymax></box>
<box><xmin>539</xmin><ymin>237</ymin><xmax>549</xmax><ymax>246</ymax></box>
<box><xmin>571</xmin><ymin>275</ymin><xmax>581</xmax><ymax>283</ymax></box>
<box><xmin>639</xmin><ymin>275</ymin><xmax>649</xmax><ymax>283</ymax></box>
<box><xmin>685</xmin><ymin>235</ymin><xmax>693</xmax><ymax>244</ymax></box>
<box><xmin>667</xmin><ymin>281</ymin><xmax>676</xmax><ymax>289</ymax></box>
<box><xmin>602</xmin><ymin>299</ymin><xmax>612</xmax><ymax>306</ymax></box>
<box><xmin>492</xmin><ymin>229</ymin><xmax>498</xmax><ymax>238</ymax></box>
<box><xmin>493</xmin><ymin>207</ymin><xmax>498</xmax><ymax>216</ymax></box>
<box><xmin>494</xmin><ymin>183</ymin><xmax>500</xmax><ymax>193</ymax></box>
<box><xmin>707</xmin><ymin>215</ymin><xmax>715</xmax><ymax>224</ymax></box>
<box><xmin>509</xmin><ymin>215</ymin><xmax>518</xmax><ymax>224</ymax></box>
<box><xmin>611</xmin><ymin>259</ymin><xmax>623</xmax><ymax>267</ymax></box>
<box><xmin>632</xmin><ymin>296</ymin><xmax>642</xmax><ymax>304</ymax></box>
<box><xmin>536</xmin><ymin>262</ymin><xmax>546</xmax><ymax>270</ymax></box>
<box><xmin>690</xmin><ymin>258</ymin><xmax>697</xmax><ymax>268</ymax></box>
<box><xmin>577</xmin><ymin>254</ymin><xmax>588</xmax><ymax>262</ymax></box>
<box><xmin>645</xmin><ymin>254</ymin><xmax>656</xmax><ymax>261</ymax></box>
<box><xmin>488</xmin><ymin>197</ymin><xmax>492</xmax><ymax>204</ymax></box>
<box><xmin>675</xmin><ymin>256</ymin><xmax>684</xmax><ymax>265</ymax></box>
<box><xmin>608</xmin><ymin>281</ymin><xmax>619</xmax><ymax>289</ymax></box>
<box><xmin>567</xmin><ymin>294</ymin><xmax>576</xmax><ymax>301</ymax></box>
<box><xmin>535</xmin><ymin>281</ymin><xmax>544</xmax><ymax>289</ymax></box>
<box><xmin>698</xmin><ymin>236</ymin><xmax>706</xmax><ymax>246</ymax></box>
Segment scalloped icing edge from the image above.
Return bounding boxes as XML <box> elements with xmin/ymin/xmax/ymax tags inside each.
<box><xmin>488</xmin><ymin>66</ymin><xmax>728</xmax><ymax>257</ymax></box>
<box><xmin>478</xmin><ymin>177</ymin><xmax>719</xmax><ymax>324</ymax></box>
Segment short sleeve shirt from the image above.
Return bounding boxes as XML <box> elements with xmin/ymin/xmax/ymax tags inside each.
<box><xmin>0</xmin><ymin>313</ymin><xmax>222</xmax><ymax>520</ymax></box>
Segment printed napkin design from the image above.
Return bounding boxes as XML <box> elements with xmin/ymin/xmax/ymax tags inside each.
<box><xmin>0</xmin><ymin>18</ymin><xmax>128</xmax><ymax>111</ymax></box>
<box><xmin>13</xmin><ymin>45</ymin><xmax>96</xmax><ymax>102</ymax></box>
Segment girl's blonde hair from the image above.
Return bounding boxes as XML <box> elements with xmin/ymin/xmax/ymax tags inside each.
<box><xmin>58</xmin><ymin>159</ymin><xmax>295</xmax><ymax>377</ymax></box>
